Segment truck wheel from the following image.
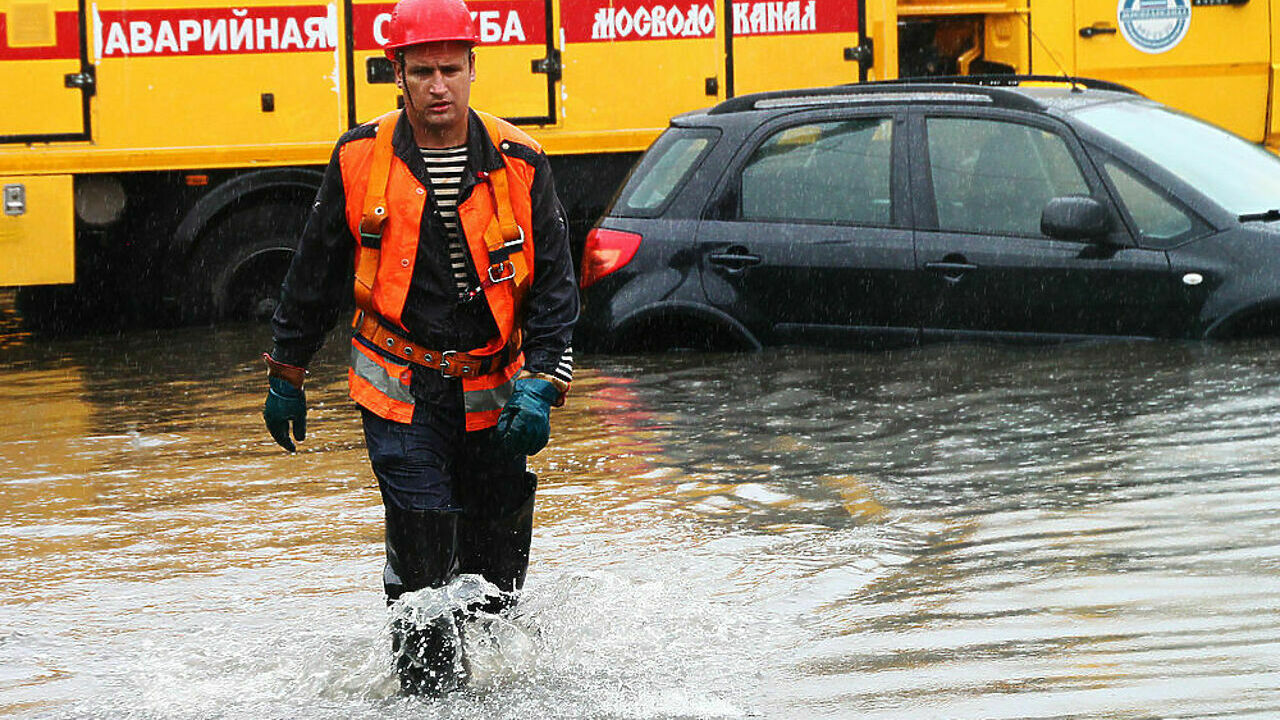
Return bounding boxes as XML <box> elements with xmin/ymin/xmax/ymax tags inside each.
<box><xmin>210</xmin><ymin>235</ymin><xmax>296</xmax><ymax>321</ymax></box>
<box><xmin>184</xmin><ymin>200</ymin><xmax>306</xmax><ymax>322</ymax></box>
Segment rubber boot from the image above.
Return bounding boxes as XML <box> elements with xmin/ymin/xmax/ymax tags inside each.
<box><xmin>457</xmin><ymin>472</ymin><xmax>536</xmax><ymax>616</ymax></box>
<box><xmin>383</xmin><ymin>505</ymin><xmax>467</xmax><ymax>696</ymax></box>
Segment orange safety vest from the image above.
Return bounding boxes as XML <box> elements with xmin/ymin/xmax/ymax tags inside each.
<box><xmin>339</xmin><ymin>109</ymin><xmax>537</xmax><ymax>431</ymax></box>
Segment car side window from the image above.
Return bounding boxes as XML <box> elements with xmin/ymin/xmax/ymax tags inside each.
<box><xmin>927</xmin><ymin>117</ymin><xmax>1090</xmax><ymax>237</ymax></box>
<box><xmin>739</xmin><ymin>117</ymin><xmax>893</xmax><ymax>226</ymax></box>
<box><xmin>1102</xmin><ymin>160</ymin><xmax>1196</xmax><ymax>246</ymax></box>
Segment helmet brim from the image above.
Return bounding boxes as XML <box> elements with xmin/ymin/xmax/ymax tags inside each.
<box><xmin>383</xmin><ymin>38</ymin><xmax>478</xmax><ymax>60</ymax></box>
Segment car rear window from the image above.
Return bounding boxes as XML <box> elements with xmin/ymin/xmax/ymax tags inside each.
<box><xmin>614</xmin><ymin>128</ymin><xmax>719</xmax><ymax>216</ymax></box>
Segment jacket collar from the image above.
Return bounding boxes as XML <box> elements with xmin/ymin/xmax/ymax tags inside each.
<box><xmin>390</xmin><ymin>109</ymin><xmax>503</xmax><ymax>169</ymax></box>
<box><xmin>390</xmin><ymin>108</ymin><xmax>503</xmax><ymax>201</ymax></box>
<box><xmin>390</xmin><ymin>110</ymin><xmax>430</xmax><ymax>185</ymax></box>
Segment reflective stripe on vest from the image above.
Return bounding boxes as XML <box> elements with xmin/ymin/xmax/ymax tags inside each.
<box><xmin>462</xmin><ymin>354</ymin><xmax>523</xmax><ymax>431</ymax></box>
<box><xmin>349</xmin><ymin>338</ymin><xmax>415</xmax><ymax>424</ymax></box>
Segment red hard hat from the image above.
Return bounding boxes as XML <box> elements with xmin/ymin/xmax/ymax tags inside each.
<box><xmin>383</xmin><ymin>0</ymin><xmax>479</xmax><ymax>59</ymax></box>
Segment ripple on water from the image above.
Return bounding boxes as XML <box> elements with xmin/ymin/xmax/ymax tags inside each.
<box><xmin>3</xmin><ymin>334</ymin><xmax>1280</xmax><ymax>718</ymax></box>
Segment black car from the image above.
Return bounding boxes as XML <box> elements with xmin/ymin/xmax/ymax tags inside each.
<box><xmin>576</xmin><ymin>76</ymin><xmax>1280</xmax><ymax>351</ymax></box>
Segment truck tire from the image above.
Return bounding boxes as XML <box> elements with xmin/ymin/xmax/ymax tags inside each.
<box><xmin>182</xmin><ymin>199</ymin><xmax>307</xmax><ymax>322</ymax></box>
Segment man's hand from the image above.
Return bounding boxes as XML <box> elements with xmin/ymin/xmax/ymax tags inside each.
<box><xmin>263</xmin><ymin>355</ymin><xmax>307</xmax><ymax>453</ymax></box>
<box><xmin>494</xmin><ymin>377</ymin><xmax>560</xmax><ymax>456</ymax></box>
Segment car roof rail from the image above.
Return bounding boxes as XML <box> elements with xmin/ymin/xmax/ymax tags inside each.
<box><xmin>707</xmin><ymin>74</ymin><xmax>1140</xmax><ymax>116</ymax></box>
<box><xmin>887</xmin><ymin>74</ymin><xmax>1142</xmax><ymax>96</ymax></box>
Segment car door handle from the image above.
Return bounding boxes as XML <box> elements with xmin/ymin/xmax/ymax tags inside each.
<box><xmin>708</xmin><ymin>247</ymin><xmax>762</xmax><ymax>271</ymax></box>
<box><xmin>925</xmin><ymin>260</ymin><xmax>978</xmax><ymax>283</ymax></box>
<box><xmin>925</xmin><ymin>261</ymin><xmax>978</xmax><ymax>274</ymax></box>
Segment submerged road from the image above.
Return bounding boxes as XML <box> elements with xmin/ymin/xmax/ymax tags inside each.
<box><xmin>1</xmin><ymin>318</ymin><xmax>1279</xmax><ymax>718</ymax></box>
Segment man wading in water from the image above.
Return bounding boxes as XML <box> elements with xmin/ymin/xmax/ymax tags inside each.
<box><xmin>259</xmin><ymin>0</ymin><xmax>578</xmax><ymax>694</ymax></box>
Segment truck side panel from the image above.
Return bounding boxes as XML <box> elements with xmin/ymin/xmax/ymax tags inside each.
<box><xmin>1064</xmin><ymin>0</ymin><xmax>1271</xmax><ymax>142</ymax></box>
<box><xmin>556</xmin><ymin>0</ymin><xmax>725</xmax><ymax>153</ymax></box>
<box><xmin>89</xmin><ymin>3</ymin><xmax>346</xmax><ymax>150</ymax></box>
<box><xmin>728</xmin><ymin>0</ymin><xmax>863</xmax><ymax>95</ymax></box>
<box><xmin>0</xmin><ymin>175</ymin><xmax>74</xmax><ymax>285</ymax></box>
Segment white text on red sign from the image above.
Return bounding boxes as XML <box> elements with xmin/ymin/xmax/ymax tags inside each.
<box><xmin>95</xmin><ymin>6</ymin><xmax>337</xmax><ymax>57</ymax></box>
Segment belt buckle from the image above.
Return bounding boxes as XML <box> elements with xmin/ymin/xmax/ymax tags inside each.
<box><xmin>487</xmin><ymin>261</ymin><xmax>515</xmax><ymax>284</ymax></box>
<box><xmin>438</xmin><ymin>350</ymin><xmax>457</xmax><ymax>377</ymax></box>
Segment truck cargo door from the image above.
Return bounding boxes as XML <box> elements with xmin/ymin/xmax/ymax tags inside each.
<box><xmin>350</xmin><ymin>0</ymin><xmax>556</xmax><ymax>125</ymax></box>
<box><xmin>1071</xmin><ymin>0</ymin><xmax>1270</xmax><ymax>142</ymax></box>
<box><xmin>0</xmin><ymin>0</ymin><xmax>90</xmax><ymax>141</ymax></box>
<box><xmin>725</xmin><ymin>0</ymin><xmax>865</xmax><ymax>96</ymax></box>
<box><xmin>89</xmin><ymin>3</ymin><xmax>346</xmax><ymax>150</ymax></box>
<box><xmin>555</xmin><ymin>0</ymin><xmax>723</xmax><ymax>151</ymax></box>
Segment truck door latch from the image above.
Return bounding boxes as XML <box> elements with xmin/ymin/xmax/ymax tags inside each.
<box><xmin>64</xmin><ymin>66</ymin><xmax>97</xmax><ymax>96</ymax></box>
<box><xmin>531</xmin><ymin>48</ymin><xmax>562</xmax><ymax>83</ymax></box>
<box><xmin>4</xmin><ymin>185</ymin><xmax>25</xmax><ymax>216</ymax></box>
<box><xmin>844</xmin><ymin>40</ymin><xmax>873</xmax><ymax>68</ymax></box>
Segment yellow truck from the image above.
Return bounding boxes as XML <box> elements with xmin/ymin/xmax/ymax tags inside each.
<box><xmin>1</xmin><ymin>0</ymin><xmax>1274</xmax><ymax>323</ymax></box>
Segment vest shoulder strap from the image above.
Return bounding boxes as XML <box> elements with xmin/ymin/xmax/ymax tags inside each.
<box><xmin>474</xmin><ymin>110</ymin><xmax>523</xmax><ymax>249</ymax></box>
<box><xmin>353</xmin><ymin>111</ymin><xmax>399</xmax><ymax>313</ymax></box>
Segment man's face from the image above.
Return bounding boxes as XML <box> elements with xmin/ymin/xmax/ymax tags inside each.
<box><xmin>396</xmin><ymin>41</ymin><xmax>474</xmax><ymax>147</ymax></box>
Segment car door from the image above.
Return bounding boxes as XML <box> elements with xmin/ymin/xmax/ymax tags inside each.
<box><xmin>910</xmin><ymin>110</ymin><xmax>1179</xmax><ymax>341</ymax></box>
<box><xmin>695</xmin><ymin>111</ymin><xmax>921</xmax><ymax>346</ymax></box>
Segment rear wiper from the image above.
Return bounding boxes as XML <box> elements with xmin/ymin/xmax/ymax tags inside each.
<box><xmin>1238</xmin><ymin>209</ymin><xmax>1280</xmax><ymax>222</ymax></box>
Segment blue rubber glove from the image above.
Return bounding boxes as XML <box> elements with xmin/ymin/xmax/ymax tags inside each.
<box><xmin>494</xmin><ymin>378</ymin><xmax>560</xmax><ymax>456</ymax></box>
<box><xmin>263</xmin><ymin>376</ymin><xmax>307</xmax><ymax>452</ymax></box>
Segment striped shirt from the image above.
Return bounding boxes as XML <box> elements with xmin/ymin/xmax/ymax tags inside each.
<box><xmin>420</xmin><ymin>144</ymin><xmax>574</xmax><ymax>388</ymax></box>
<box><xmin>420</xmin><ymin>145</ymin><xmax>471</xmax><ymax>295</ymax></box>
<box><xmin>551</xmin><ymin>346</ymin><xmax>574</xmax><ymax>387</ymax></box>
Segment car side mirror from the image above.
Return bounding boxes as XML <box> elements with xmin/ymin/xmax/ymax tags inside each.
<box><xmin>1041</xmin><ymin>195</ymin><xmax>1111</xmax><ymax>241</ymax></box>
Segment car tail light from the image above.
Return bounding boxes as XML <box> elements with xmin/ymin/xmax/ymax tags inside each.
<box><xmin>579</xmin><ymin>227</ymin><xmax>642</xmax><ymax>289</ymax></box>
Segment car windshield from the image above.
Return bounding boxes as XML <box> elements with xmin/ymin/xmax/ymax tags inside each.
<box><xmin>1074</xmin><ymin>101</ymin><xmax>1280</xmax><ymax>216</ymax></box>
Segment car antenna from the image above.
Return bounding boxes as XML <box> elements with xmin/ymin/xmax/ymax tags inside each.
<box><xmin>1017</xmin><ymin>13</ymin><xmax>1082</xmax><ymax>92</ymax></box>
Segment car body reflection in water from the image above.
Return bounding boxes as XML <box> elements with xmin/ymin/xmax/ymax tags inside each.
<box><xmin>1</xmin><ymin>319</ymin><xmax>1279</xmax><ymax>719</ymax></box>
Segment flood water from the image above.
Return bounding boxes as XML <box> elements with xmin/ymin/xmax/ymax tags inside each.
<box><xmin>2</xmin><ymin>314</ymin><xmax>1279</xmax><ymax>719</ymax></box>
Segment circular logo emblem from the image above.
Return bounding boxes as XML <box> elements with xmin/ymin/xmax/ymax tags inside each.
<box><xmin>1117</xmin><ymin>0</ymin><xmax>1191</xmax><ymax>54</ymax></box>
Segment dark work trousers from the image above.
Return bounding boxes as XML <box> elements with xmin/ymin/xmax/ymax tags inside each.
<box><xmin>360</xmin><ymin>379</ymin><xmax>536</xmax><ymax>602</ymax></box>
